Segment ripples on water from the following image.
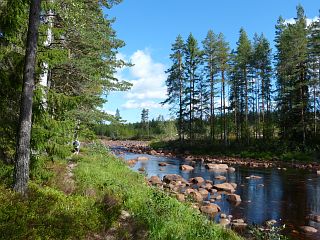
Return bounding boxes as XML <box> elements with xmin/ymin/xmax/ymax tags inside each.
<box><xmin>114</xmin><ymin>148</ymin><xmax>320</xmax><ymax>240</ymax></box>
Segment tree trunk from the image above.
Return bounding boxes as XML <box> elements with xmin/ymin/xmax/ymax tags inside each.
<box><xmin>13</xmin><ymin>0</ymin><xmax>41</xmax><ymax>195</ymax></box>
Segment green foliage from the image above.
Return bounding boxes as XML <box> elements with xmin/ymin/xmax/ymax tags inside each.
<box><xmin>0</xmin><ymin>183</ymin><xmax>103</xmax><ymax>240</ymax></box>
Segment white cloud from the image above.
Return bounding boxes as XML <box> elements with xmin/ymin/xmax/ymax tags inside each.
<box><xmin>122</xmin><ymin>100</ymin><xmax>168</xmax><ymax>110</ymax></box>
<box><xmin>284</xmin><ymin>16</ymin><xmax>319</xmax><ymax>26</ymax></box>
<box><xmin>115</xmin><ymin>49</ymin><xmax>168</xmax><ymax>110</ymax></box>
<box><xmin>127</xmin><ymin>50</ymin><xmax>167</xmax><ymax>99</ymax></box>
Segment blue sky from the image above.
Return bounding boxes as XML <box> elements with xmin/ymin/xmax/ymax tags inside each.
<box><xmin>103</xmin><ymin>0</ymin><xmax>319</xmax><ymax>123</ymax></box>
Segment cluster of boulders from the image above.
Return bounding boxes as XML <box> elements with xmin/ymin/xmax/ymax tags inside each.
<box><xmin>147</xmin><ymin>172</ymin><xmax>245</xmax><ymax>228</ymax></box>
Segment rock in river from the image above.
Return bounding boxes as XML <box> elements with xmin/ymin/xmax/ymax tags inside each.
<box><xmin>137</xmin><ymin>156</ymin><xmax>149</xmax><ymax>161</ymax></box>
<box><xmin>228</xmin><ymin>194</ymin><xmax>241</xmax><ymax>202</ymax></box>
<box><xmin>149</xmin><ymin>176</ymin><xmax>162</xmax><ymax>185</ymax></box>
<box><xmin>180</xmin><ymin>164</ymin><xmax>194</xmax><ymax>171</ymax></box>
<box><xmin>200</xmin><ymin>204</ymin><xmax>221</xmax><ymax>215</ymax></box>
<box><xmin>206</xmin><ymin>163</ymin><xmax>229</xmax><ymax>171</ymax></box>
<box><xmin>163</xmin><ymin>174</ymin><xmax>185</xmax><ymax>184</ymax></box>
<box><xmin>213</xmin><ymin>183</ymin><xmax>236</xmax><ymax>193</ymax></box>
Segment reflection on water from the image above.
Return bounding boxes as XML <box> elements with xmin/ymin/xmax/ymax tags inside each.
<box><xmin>115</xmin><ymin>149</ymin><xmax>320</xmax><ymax>240</ymax></box>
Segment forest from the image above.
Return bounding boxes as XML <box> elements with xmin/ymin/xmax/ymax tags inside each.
<box><xmin>98</xmin><ymin>5</ymin><xmax>320</xmax><ymax>158</ymax></box>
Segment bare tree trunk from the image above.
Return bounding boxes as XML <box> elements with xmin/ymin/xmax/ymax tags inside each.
<box><xmin>13</xmin><ymin>0</ymin><xmax>41</xmax><ymax>195</ymax></box>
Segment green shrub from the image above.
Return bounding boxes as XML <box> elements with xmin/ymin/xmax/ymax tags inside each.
<box><xmin>0</xmin><ymin>183</ymin><xmax>104</xmax><ymax>240</ymax></box>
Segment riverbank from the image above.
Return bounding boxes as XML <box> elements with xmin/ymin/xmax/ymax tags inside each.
<box><xmin>0</xmin><ymin>141</ymin><xmax>241</xmax><ymax>240</ymax></box>
<box><xmin>102</xmin><ymin>140</ymin><xmax>320</xmax><ymax>173</ymax></box>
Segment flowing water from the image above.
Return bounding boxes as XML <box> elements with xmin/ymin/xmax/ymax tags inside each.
<box><xmin>113</xmin><ymin>147</ymin><xmax>320</xmax><ymax>240</ymax></box>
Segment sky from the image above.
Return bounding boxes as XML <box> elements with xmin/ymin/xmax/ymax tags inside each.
<box><xmin>103</xmin><ymin>0</ymin><xmax>319</xmax><ymax>123</ymax></box>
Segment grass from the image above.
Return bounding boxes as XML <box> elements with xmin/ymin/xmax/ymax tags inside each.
<box><xmin>75</xmin><ymin>142</ymin><xmax>242</xmax><ymax>240</ymax></box>
<box><xmin>0</xmin><ymin>141</ymin><xmax>241</xmax><ymax>240</ymax></box>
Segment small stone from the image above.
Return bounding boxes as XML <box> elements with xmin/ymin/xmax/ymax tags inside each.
<box><xmin>138</xmin><ymin>167</ymin><xmax>145</xmax><ymax>172</ymax></box>
<box><xmin>300</xmin><ymin>226</ymin><xmax>318</xmax><ymax>233</ymax></box>
<box><xmin>180</xmin><ymin>164</ymin><xmax>194</xmax><ymax>171</ymax></box>
<box><xmin>220</xmin><ymin>213</ymin><xmax>227</xmax><ymax>219</ymax></box>
<box><xmin>137</xmin><ymin>156</ymin><xmax>149</xmax><ymax>161</ymax></box>
<box><xmin>317</xmin><ymin>170</ymin><xmax>320</xmax><ymax>175</ymax></box>
<box><xmin>158</xmin><ymin>162</ymin><xmax>168</xmax><ymax>166</ymax></box>
<box><xmin>228</xmin><ymin>167</ymin><xmax>236</xmax><ymax>172</ymax></box>
<box><xmin>215</xmin><ymin>175</ymin><xmax>227</xmax><ymax>181</ymax></box>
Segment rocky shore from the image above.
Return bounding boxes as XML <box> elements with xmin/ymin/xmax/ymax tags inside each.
<box><xmin>103</xmin><ymin>140</ymin><xmax>320</xmax><ymax>173</ymax></box>
<box><xmin>103</xmin><ymin>139</ymin><xmax>320</xmax><ymax>237</ymax></box>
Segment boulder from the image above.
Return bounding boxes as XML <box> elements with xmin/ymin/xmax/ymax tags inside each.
<box><xmin>184</xmin><ymin>188</ymin><xmax>195</xmax><ymax>195</ymax></box>
<box><xmin>190</xmin><ymin>191</ymin><xmax>203</xmax><ymax>202</ymax></box>
<box><xmin>149</xmin><ymin>176</ymin><xmax>162</xmax><ymax>185</ymax></box>
<box><xmin>137</xmin><ymin>156</ymin><xmax>149</xmax><ymax>161</ymax></box>
<box><xmin>180</xmin><ymin>164</ymin><xmax>194</xmax><ymax>171</ymax></box>
<box><xmin>230</xmin><ymin>183</ymin><xmax>237</xmax><ymax>189</ymax></box>
<box><xmin>228</xmin><ymin>167</ymin><xmax>236</xmax><ymax>172</ymax></box>
<box><xmin>176</xmin><ymin>194</ymin><xmax>185</xmax><ymax>202</ymax></box>
<box><xmin>192</xmin><ymin>177</ymin><xmax>205</xmax><ymax>184</ymax></box>
<box><xmin>200</xmin><ymin>204</ymin><xmax>221</xmax><ymax>215</ymax></box>
<box><xmin>206</xmin><ymin>163</ymin><xmax>229</xmax><ymax>171</ymax></box>
<box><xmin>163</xmin><ymin>174</ymin><xmax>185</xmax><ymax>184</ymax></box>
<box><xmin>198</xmin><ymin>188</ymin><xmax>209</xmax><ymax>197</ymax></box>
<box><xmin>213</xmin><ymin>183</ymin><xmax>236</xmax><ymax>193</ymax></box>
<box><xmin>203</xmin><ymin>183</ymin><xmax>213</xmax><ymax>190</ymax></box>
<box><xmin>228</xmin><ymin>194</ymin><xmax>241</xmax><ymax>202</ymax></box>
<box><xmin>149</xmin><ymin>150</ymin><xmax>158</xmax><ymax>155</ymax></box>
<box><xmin>299</xmin><ymin>226</ymin><xmax>318</xmax><ymax>233</ymax></box>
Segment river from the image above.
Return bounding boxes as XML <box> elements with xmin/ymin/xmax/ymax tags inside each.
<box><xmin>112</xmin><ymin>146</ymin><xmax>320</xmax><ymax>240</ymax></box>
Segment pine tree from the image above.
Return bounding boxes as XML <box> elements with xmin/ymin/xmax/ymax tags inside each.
<box><xmin>184</xmin><ymin>33</ymin><xmax>202</xmax><ymax>141</ymax></box>
<box><xmin>202</xmin><ymin>30</ymin><xmax>218</xmax><ymax>142</ymax></box>
<box><xmin>252</xmin><ymin>33</ymin><xmax>272</xmax><ymax>139</ymax></box>
<box><xmin>14</xmin><ymin>0</ymin><xmax>41</xmax><ymax>195</ymax></box>
<box><xmin>163</xmin><ymin>35</ymin><xmax>185</xmax><ymax>141</ymax></box>
<box><xmin>216</xmin><ymin>33</ymin><xmax>230</xmax><ymax>144</ymax></box>
<box><xmin>235</xmin><ymin>28</ymin><xmax>252</xmax><ymax>142</ymax></box>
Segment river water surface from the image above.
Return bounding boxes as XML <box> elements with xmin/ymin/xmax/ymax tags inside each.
<box><xmin>113</xmin><ymin>147</ymin><xmax>320</xmax><ymax>240</ymax></box>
